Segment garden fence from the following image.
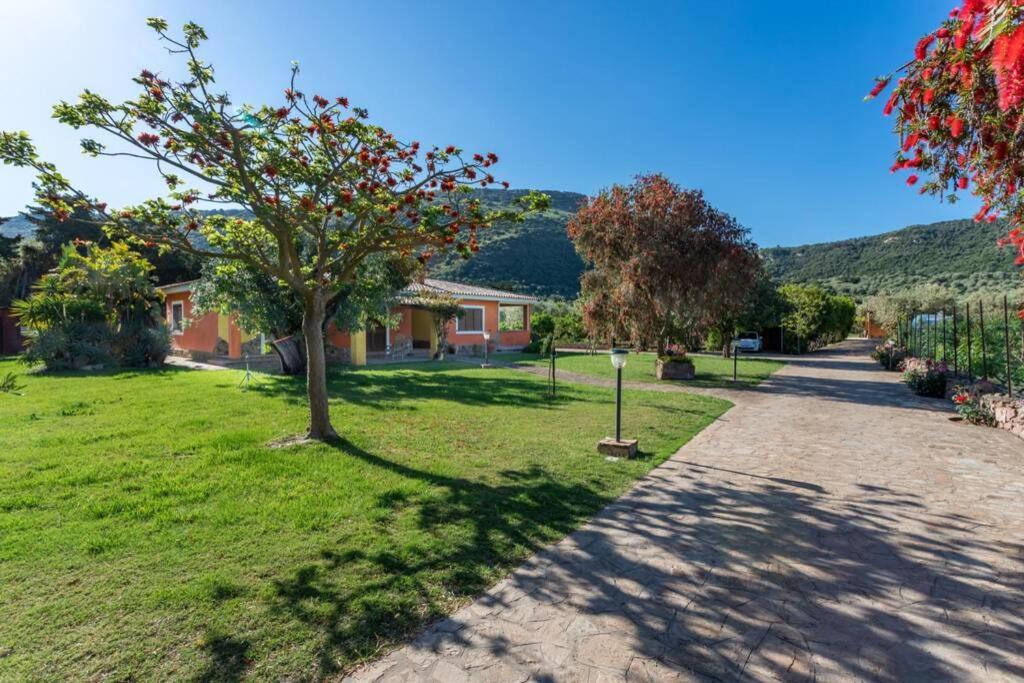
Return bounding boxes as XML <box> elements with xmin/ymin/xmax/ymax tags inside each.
<box><xmin>896</xmin><ymin>295</ymin><xmax>1023</xmax><ymax>396</ymax></box>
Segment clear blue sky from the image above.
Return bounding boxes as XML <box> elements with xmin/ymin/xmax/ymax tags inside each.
<box><xmin>0</xmin><ymin>0</ymin><xmax>976</xmax><ymax>247</ymax></box>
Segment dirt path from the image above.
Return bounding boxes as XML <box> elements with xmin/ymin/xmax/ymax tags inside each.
<box><xmin>350</xmin><ymin>339</ymin><xmax>1024</xmax><ymax>681</ymax></box>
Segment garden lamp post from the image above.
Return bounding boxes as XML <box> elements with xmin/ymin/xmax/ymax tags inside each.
<box><xmin>481</xmin><ymin>331</ymin><xmax>492</xmax><ymax>368</ymax></box>
<box><xmin>597</xmin><ymin>349</ymin><xmax>638</xmax><ymax>458</ymax></box>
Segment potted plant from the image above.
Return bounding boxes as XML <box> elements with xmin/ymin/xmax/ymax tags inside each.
<box><xmin>655</xmin><ymin>352</ymin><xmax>695</xmax><ymax>380</ymax></box>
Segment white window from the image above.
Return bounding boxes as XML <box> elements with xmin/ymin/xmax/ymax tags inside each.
<box><xmin>170</xmin><ymin>301</ymin><xmax>185</xmax><ymax>334</ymax></box>
<box><xmin>456</xmin><ymin>306</ymin><xmax>485</xmax><ymax>333</ymax></box>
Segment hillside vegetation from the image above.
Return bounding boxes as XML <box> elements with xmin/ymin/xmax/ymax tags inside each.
<box><xmin>762</xmin><ymin>219</ymin><xmax>1023</xmax><ymax>298</ymax></box>
<box><xmin>6</xmin><ymin>195</ymin><xmax>1023</xmax><ymax>299</ymax></box>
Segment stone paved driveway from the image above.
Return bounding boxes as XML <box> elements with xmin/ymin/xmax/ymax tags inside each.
<box><xmin>349</xmin><ymin>340</ymin><xmax>1024</xmax><ymax>681</ymax></box>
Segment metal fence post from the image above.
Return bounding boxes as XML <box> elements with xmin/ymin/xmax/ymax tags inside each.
<box><xmin>979</xmin><ymin>300</ymin><xmax>988</xmax><ymax>380</ymax></box>
<box><xmin>966</xmin><ymin>303</ymin><xmax>974</xmax><ymax>382</ymax></box>
<box><xmin>952</xmin><ymin>303</ymin><xmax>958</xmax><ymax>377</ymax></box>
<box><xmin>1004</xmin><ymin>295</ymin><xmax>1013</xmax><ymax>396</ymax></box>
<box><xmin>942</xmin><ymin>309</ymin><xmax>948</xmax><ymax>363</ymax></box>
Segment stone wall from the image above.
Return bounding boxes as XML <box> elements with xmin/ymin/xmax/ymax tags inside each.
<box><xmin>979</xmin><ymin>394</ymin><xmax>1024</xmax><ymax>440</ymax></box>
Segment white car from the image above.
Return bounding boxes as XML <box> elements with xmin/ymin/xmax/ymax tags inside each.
<box><xmin>735</xmin><ymin>331</ymin><xmax>762</xmax><ymax>352</ymax></box>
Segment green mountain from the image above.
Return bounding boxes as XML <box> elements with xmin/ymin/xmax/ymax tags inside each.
<box><xmin>8</xmin><ymin>193</ymin><xmax>1019</xmax><ymax>300</ymax></box>
<box><xmin>762</xmin><ymin>219</ymin><xmax>1023</xmax><ymax>298</ymax></box>
<box><xmin>427</xmin><ymin>189</ymin><xmax>586</xmax><ymax>298</ymax></box>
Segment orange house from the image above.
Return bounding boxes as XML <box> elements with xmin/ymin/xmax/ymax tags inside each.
<box><xmin>159</xmin><ymin>277</ymin><xmax>535</xmax><ymax>366</ymax></box>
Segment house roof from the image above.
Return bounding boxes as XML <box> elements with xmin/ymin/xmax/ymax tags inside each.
<box><xmin>399</xmin><ymin>278</ymin><xmax>537</xmax><ymax>304</ymax></box>
<box><xmin>158</xmin><ymin>277</ymin><xmax>537</xmax><ymax>305</ymax></box>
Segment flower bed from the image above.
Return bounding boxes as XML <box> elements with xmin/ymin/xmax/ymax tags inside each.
<box><xmin>900</xmin><ymin>357</ymin><xmax>948</xmax><ymax>398</ymax></box>
<box><xmin>951</xmin><ymin>381</ymin><xmax>1024</xmax><ymax>439</ymax></box>
<box><xmin>871</xmin><ymin>341</ymin><xmax>907</xmax><ymax>370</ymax></box>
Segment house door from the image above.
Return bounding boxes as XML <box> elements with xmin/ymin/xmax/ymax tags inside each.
<box><xmin>367</xmin><ymin>323</ymin><xmax>388</xmax><ymax>352</ymax></box>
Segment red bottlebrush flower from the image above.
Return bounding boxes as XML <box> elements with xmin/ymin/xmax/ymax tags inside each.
<box><xmin>906</xmin><ymin>174</ymin><xmax>919</xmax><ymax>185</ymax></box>
<box><xmin>949</xmin><ymin>117</ymin><xmax>964</xmax><ymax>138</ymax></box>
<box><xmin>275</xmin><ymin>107</ymin><xmax>289</xmax><ymax>119</ymax></box>
<box><xmin>865</xmin><ymin>76</ymin><xmax>891</xmax><ymax>100</ymax></box>
<box><xmin>138</xmin><ymin>132</ymin><xmax>161</xmax><ymax>147</ymax></box>
<box><xmin>263</xmin><ymin>195</ymin><xmax>279</xmax><ymax>206</ymax></box>
<box><xmin>473</xmin><ymin>153</ymin><xmax>484</xmax><ymax>162</ymax></box>
<box><xmin>264</xmin><ymin>164</ymin><xmax>278</xmax><ymax>178</ymax></box>
<box><xmin>313</xmin><ymin>95</ymin><xmax>329</xmax><ymax>107</ymax></box>
<box><xmin>937</xmin><ymin>27</ymin><xmax>950</xmax><ymax>39</ymax></box>
<box><xmin>140</xmin><ymin>69</ymin><xmax>155</xmax><ymax>81</ymax></box>
<box><xmin>299</xmin><ymin>196</ymin><xmax>315</xmax><ymax>211</ymax></box>
<box><xmin>502</xmin><ymin>181</ymin><xmax>510</xmax><ymax>189</ymax></box>
<box><xmin>388</xmin><ymin>204</ymin><xmax>399</xmax><ymax>214</ymax></box>
<box><xmin>915</xmin><ymin>34</ymin><xmax>935</xmax><ymax>60</ymax></box>
<box><xmin>445</xmin><ymin>145</ymin><xmax>456</xmax><ymax>154</ymax></box>
<box><xmin>336</xmin><ymin>97</ymin><xmax>349</xmax><ymax>108</ymax></box>
<box><xmin>149</xmin><ymin>87</ymin><xmax>164</xmax><ymax>102</ymax></box>
<box><xmin>923</xmin><ymin>89</ymin><xmax>935</xmax><ymax>105</ymax></box>
<box><xmin>928</xmin><ymin>115</ymin><xmax>940</xmax><ymax>130</ymax></box>
<box><xmin>958</xmin><ymin>176</ymin><xmax>969</xmax><ymax>189</ymax></box>
<box><xmin>144</xmin><ymin>241</ymin><xmax>156</xmax><ymax>248</ymax></box>
<box><xmin>340</xmin><ymin>190</ymin><xmax>353</xmax><ymax>204</ymax></box>
<box><xmin>487</xmin><ymin>152</ymin><xmax>499</xmax><ymax>163</ymax></box>
<box><xmin>882</xmin><ymin>92</ymin><xmax>898</xmax><ymax>116</ymax></box>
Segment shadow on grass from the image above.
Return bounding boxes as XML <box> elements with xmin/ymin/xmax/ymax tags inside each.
<box><xmin>234</xmin><ymin>363</ymin><xmax>593</xmax><ymax>412</ymax></box>
<box><xmin>195</xmin><ymin>632</ymin><xmax>250</xmax><ymax>683</ymax></box>
<box><xmin>267</xmin><ymin>438</ymin><xmax>614</xmax><ymax>676</ymax></box>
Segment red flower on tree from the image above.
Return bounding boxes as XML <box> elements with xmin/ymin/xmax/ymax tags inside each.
<box><xmin>869</xmin><ymin>0</ymin><xmax>1024</xmax><ymax>279</ymax></box>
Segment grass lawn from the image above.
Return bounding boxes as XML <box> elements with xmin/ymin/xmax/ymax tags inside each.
<box><xmin>494</xmin><ymin>350</ymin><xmax>785</xmax><ymax>388</ymax></box>
<box><xmin>0</xmin><ymin>357</ymin><xmax>729</xmax><ymax>680</ymax></box>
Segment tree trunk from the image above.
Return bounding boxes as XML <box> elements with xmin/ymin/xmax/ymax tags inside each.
<box><xmin>656</xmin><ymin>338</ymin><xmax>666</xmax><ymax>357</ymax></box>
<box><xmin>722</xmin><ymin>338</ymin><xmax>731</xmax><ymax>358</ymax></box>
<box><xmin>302</xmin><ymin>294</ymin><xmax>338</xmax><ymax>441</ymax></box>
<box><xmin>270</xmin><ymin>334</ymin><xmax>306</xmax><ymax>376</ymax></box>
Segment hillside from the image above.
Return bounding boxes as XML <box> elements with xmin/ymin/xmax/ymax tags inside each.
<box><xmin>762</xmin><ymin>219</ymin><xmax>1023</xmax><ymax>298</ymax></box>
<box><xmin>7</xmin><ymin>195</ymin><xmax>1021</xmax><ymax>300</ymax></box>
<box><xmin>427</xmin><ymin>189</ymin><xmax>585</xmax><ymax>298</ymax></box>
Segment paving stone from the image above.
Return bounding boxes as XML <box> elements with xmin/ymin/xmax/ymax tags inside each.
<box><xmin>349</xmin><ymin>341</ymin><xmax>1024</xmax><ymax>682</ymax></box>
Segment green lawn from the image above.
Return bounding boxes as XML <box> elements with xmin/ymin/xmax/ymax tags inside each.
<box><xmin>494</xmin><ymin>350</ymin><xmax>785</xmax><ymax>388</ymax></box>
<box><xmin>0</xmin><ymin>357</ymin><xmax>729</xmax><ymax>680</ymax></box>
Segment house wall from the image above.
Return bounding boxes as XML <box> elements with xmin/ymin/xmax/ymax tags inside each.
<box><xmin>497</xmin><ymin>305</ymin><xmax>531</xmax><ymax>349</ymax></box>
<box><xmin>165</xmin><ymin>291</ymin><xmax>227</xmax><ymax>357</ymax></box>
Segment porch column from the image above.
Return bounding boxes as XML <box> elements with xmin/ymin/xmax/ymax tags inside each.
<box><xmin>350</xmin><ymin>330</ymin><xmax>367</xmax><ymax>366</ymax></box>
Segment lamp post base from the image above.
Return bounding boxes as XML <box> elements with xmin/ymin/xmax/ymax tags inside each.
<box><xmin>597</xmin><ymin>437</ymin><xmax>638</xmax><ymax>458</ymax></box>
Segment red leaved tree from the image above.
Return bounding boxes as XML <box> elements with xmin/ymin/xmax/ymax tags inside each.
<box><xmin>869</xmin><ymin>0</ymin><xmax>1024</xmax><ymax>280</ymax></box>
<box><xmin>0</xmin><ymin>19</ymin><xmax>546</xmax><ymax>441</ymax></box>
<box><xmin>567</xmin><ymin>174</ymin><xmax>758</xmax><ymax>359</ymax></box>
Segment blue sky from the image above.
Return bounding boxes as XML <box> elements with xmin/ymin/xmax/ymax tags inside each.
<box><xmin>0</xmin><ymin>0</ymin><xmax>975</xmax><ymax>247</ymax></box>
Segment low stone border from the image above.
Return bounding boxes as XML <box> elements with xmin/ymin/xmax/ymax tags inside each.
<box><xmin>979</xmin><ymin>393</ymin><xmax>1024</xmax><ymax>440</ymax></box>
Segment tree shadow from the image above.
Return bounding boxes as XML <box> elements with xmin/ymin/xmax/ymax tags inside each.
<box><xmin>193</xmin><ymin>632</ymin><xmax>250</xmax><ymax>683</ymax></box>
<box><xmin>233</xmin><ymin>363</ymin><xmax>593</xmax><ymax>412</ymax></box>
<box><xmin>264</xmin><ymin>438</ymin><xmax>617</xmax><ymax>677</ymax></box>
<box><xmin>409</xmin><ymin>466</ymin><xmax>1019</xmax><ymax>679</ymax></box>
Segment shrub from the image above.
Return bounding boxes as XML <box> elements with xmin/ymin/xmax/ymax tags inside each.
<box><xmin>14</xmin><ymin>243</ymin><xmax>166</xmax><ymax>370</ymax></box>
<box><xmin>900</xmin><ymin>357</ymin><xmax>948</xmax><ymax>398</ymax></box>
<box><xmin>871</xmin><ymin>341</ymin><xmax>907</xmax><ymax>370</ymax></box>
<box><xmin>951</xmin><ymin>385</ymin><xmax>996</xmax><ymax>426</ymax></box>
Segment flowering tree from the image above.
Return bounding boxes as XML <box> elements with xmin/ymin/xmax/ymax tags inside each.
<box><xmin>0</xmin><ymin>19</ymin><xmax>546</xmax><ymax>441</ymax></box>
<box><xmin>567</xmin><ymin>174</ymin><xmax>757</xmax><ymax>357</ymax></box>
<box><xmin>869</xmin><ymin>0</ymin><xmax>1024</xmax><ymax>277</ymax></box>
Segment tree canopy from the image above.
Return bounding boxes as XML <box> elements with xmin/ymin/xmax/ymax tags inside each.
<box><xmin>869</xmin><ymin>0</ymin><xmax>1024</xmax><ymax>279</ymax></box>
<box><xmin>0</xmin><ymin>18</ymin><xmax>547</xmax><ymax>440</ymax></box>
<box><xmin>568</xmin><ymin>174</ymin><xmax>758</xmax><ymax>356</ymax></box>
